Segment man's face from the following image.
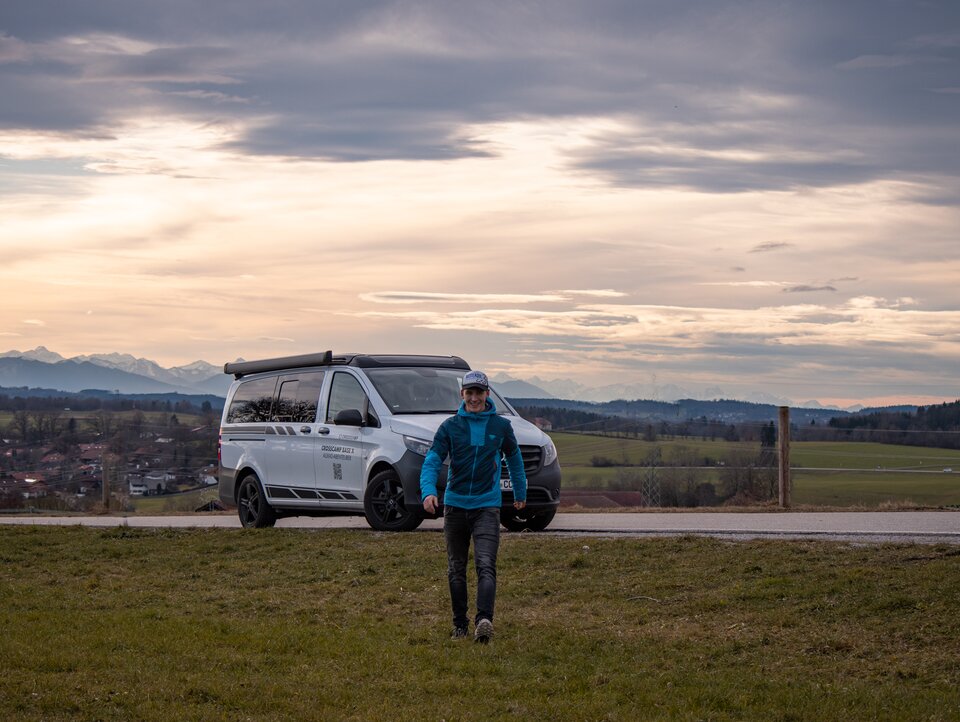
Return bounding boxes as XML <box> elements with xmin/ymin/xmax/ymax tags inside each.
<box><xmin>461</xmin><ymin>386</ymin><xmax>489</xmax><ymax>413</ymax></box>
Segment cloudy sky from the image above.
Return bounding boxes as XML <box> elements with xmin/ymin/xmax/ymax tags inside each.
<box><xmin>1</xmin><ymin>0</ymin><xmax>958</xmax><ymax>406</ymax></box>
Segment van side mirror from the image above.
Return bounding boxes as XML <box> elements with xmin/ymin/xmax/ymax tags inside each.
<box><xmin>334</xmin><ymin>409</ymin><xmax>364</xmax><ymax>426</ymax></box>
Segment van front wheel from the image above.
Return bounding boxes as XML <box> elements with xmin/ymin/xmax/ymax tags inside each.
<box><xmin>237</xmin><ymin>474</ymin><xmax>277</xmax><ymax>528</ymax></box>
<box><xmin>364</xmin><ymin>470</ymin><xmax>423</xmax><ymax>532</ymax></box>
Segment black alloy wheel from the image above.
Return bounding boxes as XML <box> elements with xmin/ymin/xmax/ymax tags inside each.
<box><xmin>363</xmin><ymin>470</ymin><xmax>423</xmax><ymax>532</ymax></box>
<box><xmin>237</xmin><ymin>474</ymin><xmax>277</xmax><ymax>528</ymax></box>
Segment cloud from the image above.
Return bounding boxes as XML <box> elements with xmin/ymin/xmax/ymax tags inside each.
<box><xmin>360</xmin><ymin>291</ymin><xmax>571</xmax><ymax>304</ymax></box>
<box><xmin>347</xmin><ymin>298</ymin><xmax>960</xmax><ymax>360</ymax></box>
<box><xmin>700</xmin><ymin>281</ymin><xmax>788</xmax><ymax>288</ymax></box>
<box><xmin>1</xmin><ymin>1</ymin><xmax>956</xmax><ymax>189</ymax></box>
<box><xmin>256</xmin><ymin>336</ymin><xmax>295</xmax><ymax>343</ymax></box>
<box><xmin>558</xmin><ymin>289</ymin><xmax>627</xmax><ymax>298</ymax></box>
<box><xmin>782</xmin><ymin>285</ymin><xmax>837</xmax><ymax>293</ymax></box>
<box><xmin>749</xmin><ymin>242</ymin><xmax>793</xmax><ymax>253</ymax></box>
<box><xmin>360</xmin><ymin>289</ymin><xmax>628</xmax><ymax>305</ymax></box>
<box><xmin>837</xmin><ymin>54</ymin><xmax>937</xmax><ymax>70</ymax></box>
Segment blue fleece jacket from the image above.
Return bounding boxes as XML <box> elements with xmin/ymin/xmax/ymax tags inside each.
<box><xmin>419</xmin><ymin>398</ymin><xmax>528</xmax><ymax>509</ymax></box>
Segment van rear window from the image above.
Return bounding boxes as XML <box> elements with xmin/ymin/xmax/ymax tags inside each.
<box><xmin>226</xmin><ymin>377</ymin><xmax>278</xmax><ymax>423</ymax></box>
<box><xmin>274</xmin><ymin>372</ymin><xmax>325</xmax><ymax>423</ymax></box>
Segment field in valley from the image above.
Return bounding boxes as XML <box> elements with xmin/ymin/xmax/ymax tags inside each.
<box><xmin>551</xmin><ymin>432</ymin><xmax>960</xmax><ymax>508</ymax></box>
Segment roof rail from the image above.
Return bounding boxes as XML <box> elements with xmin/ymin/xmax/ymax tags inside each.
<box><xmin>347</xmin><ymin>354</ymin><xmax>469</xmax><ymax>369</ymax></box>
<box><xmin>224</xmin><ymin>351</ymin><xmax>333</xmax><ymax>378</ymax></box>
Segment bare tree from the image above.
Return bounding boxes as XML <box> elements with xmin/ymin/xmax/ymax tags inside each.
<box><xmin>89</xmin><ymin>411</ymin><xmax>116</xmax><ymax>439</ymax></box>
<box><xmin>9</xmin><ymin>410</ymin><xmax>31</xmax><ymax>442</ymax></box>
<box><xmin>30</xmin><ymin>410</ymin><xmax>62</xmax><ymax>440</ymax></box>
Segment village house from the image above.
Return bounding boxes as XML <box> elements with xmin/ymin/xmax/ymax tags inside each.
<box><xmin>533</xmin><ymin>417</ymin><xmax>554</xmax><ymax>431</ymax></box>
<box><xmin>11</xmin><ymin>472</ymin><xmax>49</xmax><ymax>499</ymax></box>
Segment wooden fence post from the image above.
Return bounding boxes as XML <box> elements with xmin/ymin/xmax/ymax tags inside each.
<box><xmin>778</xmin><ymin>406</ymin><xmax>791</xmax><ymax>508</ymax></box>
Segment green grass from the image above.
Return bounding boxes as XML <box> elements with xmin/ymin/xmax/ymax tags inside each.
<box><xmin>792</xmin><ymin>470</ymin><xmax>960</xmax><ymax>507</ymax></box>
<box><xmin>561</xmin><ymin>465</ymin><xmax>726</xmax><ymax>489</ymax></box>
<box><xmin>1</xmin><ymin>526</ymin><xmax>958</xmax><ymax>721</ymax></box>
<box><xmin>791</xmin><ymin>441</ymin><xmax>960</xmax><ymax>470</ymax></box>
<box><xmin>551</xmin><ymin>431</ymin><xmax>750</xmax><ymax>466</ymax></box>
<box><xmin>130</xmin><ymin>486</ymin><xmax>221</xmax><ymax>513</ymax></box>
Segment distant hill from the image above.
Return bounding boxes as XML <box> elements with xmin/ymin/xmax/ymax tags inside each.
<box><xmin>504</xmin><ymin>396</ymin><xmax>913</xmax><ymax>425</ymax></box>
<box><xmin>0</xmin><ymin>357</ymin><xmax>188</xmax><ymax>394</ymax></box>
<box><xmin>493</xmin><ymin>378</ymin><xmax>554</xmax><ymax>398</ymax></box>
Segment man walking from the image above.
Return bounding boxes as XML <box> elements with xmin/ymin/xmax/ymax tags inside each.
<box><xmin>420</xmin><ymin>370</ymin><xmax>527</xmax><ymax>643</ymax></box>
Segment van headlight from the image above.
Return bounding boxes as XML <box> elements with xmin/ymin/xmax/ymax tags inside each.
<box><xmin>403</xmin><ymin>435</ymin><xmax>432</xmax><ymax>457</ymax></box>
<box><xmin>542</xmin><ymin>438</ymin><xmax>558</xmax><ymax>466</ymax></box>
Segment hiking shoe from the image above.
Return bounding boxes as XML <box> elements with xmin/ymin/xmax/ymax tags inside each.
<box><xmin>474</xmin><ymin>618</ymin><xmax>494</xmax><ymax>644</ymax></box>
<box><xmin>450</xmin><ymin>626</ymin><xmax>469</xmax><ymax>640</ymax></box>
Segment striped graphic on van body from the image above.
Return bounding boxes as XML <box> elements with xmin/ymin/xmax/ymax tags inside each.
<box><xmin>264</xmin><ymin>426</ymin><xmax>299</xmax><ymax>435</ymax></box>
<box><xmin>221</xmin><ymin>425</ymin><xmax>306</xmax><ymax>436</ymax></box>
<box><xmin>221</xmin><ymin>425</ymin><xmax>268</xmax><ymax>435</ymax></box>
<box><xmin>266</xmin><ymin>485</ymin><xmax>359</xmax><ymax>501</ymax></box>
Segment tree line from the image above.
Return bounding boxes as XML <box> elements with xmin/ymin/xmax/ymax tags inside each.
<box><xmin>827</xmin><ymin>400</ymin><xmax>960</xmax><ymax>449</ymax></box>
<box><xmin>0</xmin><ymin>392</ymin><xmax>218</xmax><ymax>415</ymax></box>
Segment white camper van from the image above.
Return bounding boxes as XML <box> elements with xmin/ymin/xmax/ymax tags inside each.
<box><xmin>218</xmin><ymin>352</ymin><xmax>561</xmax><ymax>531</ymax></box>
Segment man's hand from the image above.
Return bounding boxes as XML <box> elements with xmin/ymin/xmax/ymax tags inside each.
<box><xmin>513</xmin><ymin>500</ymin><xmax>526</xmax><ymax>510</ymax></box>
<box><xmin>423</xmin><ymin>495</ymin><xmax>438</xmax><ymax>514</ymax></box>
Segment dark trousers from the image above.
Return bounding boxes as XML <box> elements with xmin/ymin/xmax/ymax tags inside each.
<box><xmin>443</xmin><ymin>506</ymin><xmax>500</xmax><ymax>629</ymax></box>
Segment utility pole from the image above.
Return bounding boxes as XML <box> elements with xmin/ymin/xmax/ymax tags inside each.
<box><xmin>778</xmin><ymin>406</ymin><xmax>791</xmax><ymax>508</ymax></box>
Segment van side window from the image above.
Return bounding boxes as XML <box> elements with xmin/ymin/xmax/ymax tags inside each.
<box><xmin>226</xmin><ymin>377</ymin><xmax>278</xmax><ymax>423</ymax></box>
<box><xmin>327</xmin><ymin>372</ymin><xmax>372</xmax><ymax>424</ymax></box>
<box><xmin>274</xmin><ymin>372</ymin><xmax>325</xmax><ymax>423</ymax></box>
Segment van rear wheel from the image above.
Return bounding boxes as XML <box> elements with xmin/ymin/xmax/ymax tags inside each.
<box><xmin>364</xmin><ymin>470</ymin><xmax>423</xmax><ymax>532</ymax></box>
<box><xmin>237</xmin><ymin>473</ymin><xmax>277</xmax><ymax>528</ymax></box>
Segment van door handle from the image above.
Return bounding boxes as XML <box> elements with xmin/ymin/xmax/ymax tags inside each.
<box><xmin>300</xmin><ymin>426</ymin><xmax>311</xmax><ymax>434</ymax></box>
<box><xmin>317</xmin><ymin>427</ymin><xmax>331</xmax><ymax>435</ymax></box>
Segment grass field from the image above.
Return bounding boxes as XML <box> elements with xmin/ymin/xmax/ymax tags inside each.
<box><xmin>131</xmin><ymin>486</ymin><xmax>220</xmax><ymax>514</ymax></box>
<box><xmin>792</xmin><ymin>470</ymin><xmax>960</xmax><ymax>507</ymax></box>
<box><xmin>551</xmin><ymin>432</ymin><xmax>960</xmax><ymax>508</ymax></box>
<box><xmin>1</xmin><ymin>526</ymin><xmax>958</xmax><ymax>721</ymax></box>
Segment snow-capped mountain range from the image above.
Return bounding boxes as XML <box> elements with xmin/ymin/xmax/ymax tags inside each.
<box><xmin>0</xmin><ymin>347</ymin><xmax>229</xmax><ymax>396</ymax></box>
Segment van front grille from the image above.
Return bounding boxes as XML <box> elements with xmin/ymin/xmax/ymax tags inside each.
<box><xmin>501</xmin><ymin>445</ymin><xmax>542</xmax><ymax>477</ymax></box>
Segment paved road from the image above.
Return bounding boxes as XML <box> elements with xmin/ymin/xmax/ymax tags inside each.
<box><xmin>2</xmin><ymin>511</ymin><xmax>957</xmax><ymax>544</ymax></box>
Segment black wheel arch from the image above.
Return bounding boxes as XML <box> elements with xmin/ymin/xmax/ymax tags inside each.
<box><xmin>233</xmin><ymin>465</ymin><xmax>259</xmax><ymax>504</ymax></box>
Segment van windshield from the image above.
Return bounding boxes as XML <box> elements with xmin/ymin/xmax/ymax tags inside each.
<box><xmin>364</xmin><ymin>367</ymin><xmax>514</xmax><ymax>416</ymax></box>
